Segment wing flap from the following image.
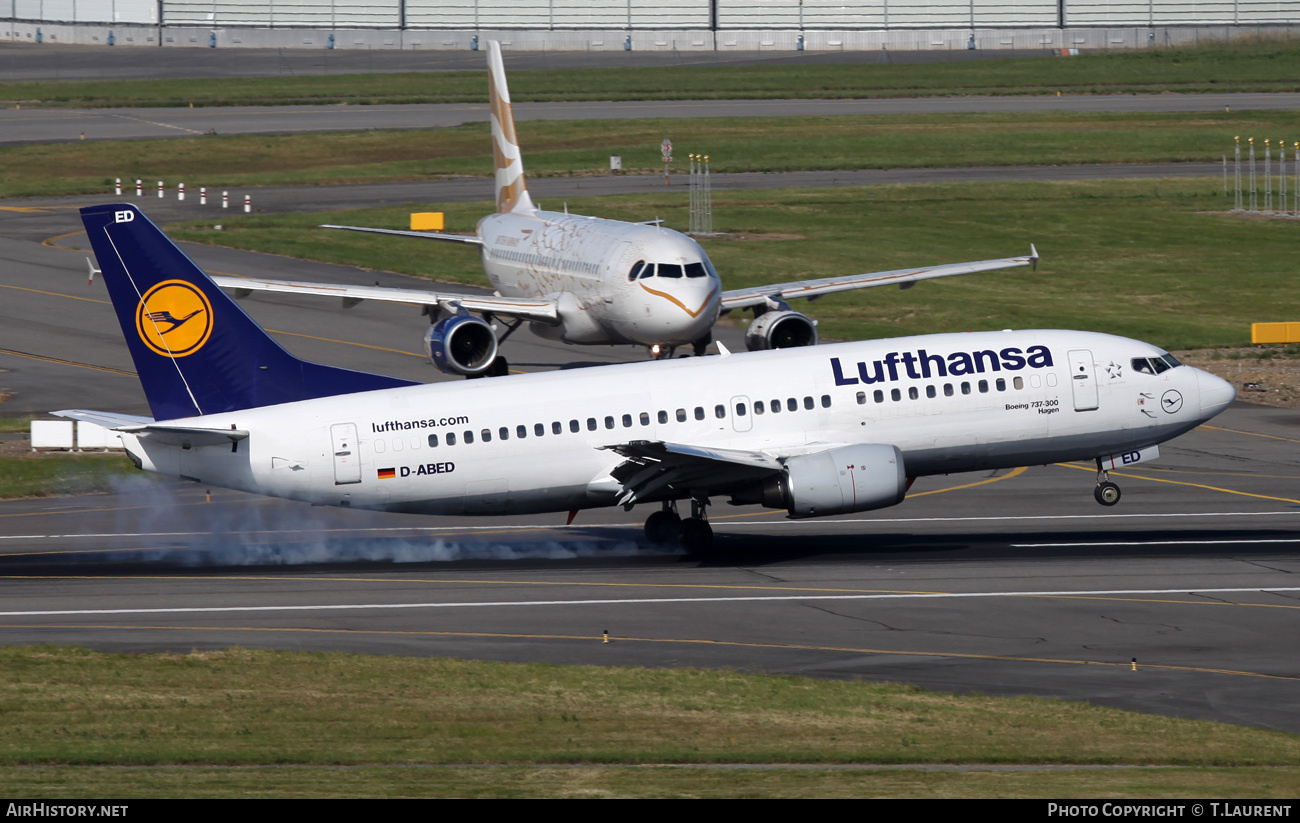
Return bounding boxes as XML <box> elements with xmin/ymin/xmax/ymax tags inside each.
<box><xmin>596</xmin><ymin>440</ymin><xmax>783</xmax><ymax>507</ymax></box>
<box><xmin>720</xmin><ymin>248</ymin><xmax>1039</xmax><ymax>311</ymax></box>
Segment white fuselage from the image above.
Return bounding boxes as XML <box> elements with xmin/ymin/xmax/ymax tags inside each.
<box><xmin>477</xmin><ymin>210</ymin><xmax>722</xmax><ymax>347</ymax></box>
<box><xmin>121</xmin><ymin>329</ymin><xmax>1234</xmax><ymax>520</ymax></box>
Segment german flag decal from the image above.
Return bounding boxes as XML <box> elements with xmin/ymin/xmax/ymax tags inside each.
<box><xmin>377</xmin><ymin>467</ymin><xmax>396</xmax><ymax>480</ymax></box>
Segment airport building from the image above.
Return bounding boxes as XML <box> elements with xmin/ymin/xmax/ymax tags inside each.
<box><xmin>3</xmin><ymin>0</ymin><xmax>1299</xmax><ymax>50</ymax></box>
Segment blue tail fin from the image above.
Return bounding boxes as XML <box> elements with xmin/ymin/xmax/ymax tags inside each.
<box><xmin>81</xmin><ymin>203</ymin><xmax>417</xmax><ymax>421</ymax></box>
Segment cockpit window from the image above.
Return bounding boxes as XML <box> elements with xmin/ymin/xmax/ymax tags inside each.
<box><xmin>684</xmin><ymin>262</ymin><xmax>708</xmax><ymax>278</ymax></box>
<box><xmin>628</xmin><ymin>261</ymin><xmax>646</xmax><ymax>281</ymax></box>
<box><xmin>1132</xmin><ymin>354</ymin><xmax>1182</xmax><ymax>375</ymax></box>
<box><xmin>657</xmin><ymin>263</ymin><xmax>684</xmax><ymax>279</ymax></box>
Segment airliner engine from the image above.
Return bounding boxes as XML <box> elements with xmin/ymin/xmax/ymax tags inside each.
<box><xmin>424</xmin><ymin>315</ymin><xmax>499</xmax><ymax>376</ymax></box>
<box><xmin>730</xmin><ymin>444</ymin><xmax>907</xmax><ymax>518</ymax></box>
<box><xmin>744</xmin><ymin>310</ymin><xmax>818</xmax><ymax>351</ymax></box>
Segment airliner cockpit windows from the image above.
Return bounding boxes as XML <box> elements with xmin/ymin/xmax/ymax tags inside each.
<box><xmin>658</xmin><ymin>264</ymin><xmax>684</xmax><ymax>279</ymax></box>
<box><xmin>628</xmin><ymin>261</ymin><xmax>646</xmax><ymax>281</ymax></box>
<box><xmin>1132</xmin><ymin>355</ymin><xmax>1181</xmax><ymax>375</ymax></box>
<box><xmin>684</xmin><ymin>262</ymin><xmax>708</xmax><ymax>278</ymax></box>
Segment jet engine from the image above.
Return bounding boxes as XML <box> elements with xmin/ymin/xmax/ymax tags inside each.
<box><xmin>424</xmin><ymin>315</ymin><xmax>499</xmax><ymax>376</ymax></box>
<box><xmin>745</xmin><ymin>310</ymin><xmax>818</xmax><ymax>351</ymax></box>
<box><xmin>730</xmin><ymin>444</ymin><xmax>906</xmax><ymax>518</ymax></box>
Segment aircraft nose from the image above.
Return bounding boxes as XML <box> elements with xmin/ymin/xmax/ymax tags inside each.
<box><xmin>1196</xmin><ymin>369</ymin><xmax>1236</xmax><ymax>419</ymax></box>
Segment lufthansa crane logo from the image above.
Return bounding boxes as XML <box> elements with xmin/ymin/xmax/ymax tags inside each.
<box><xmin>135</xmin><ymin>280</ymin><xmax>213</xmax><ymax>358</ymax></box>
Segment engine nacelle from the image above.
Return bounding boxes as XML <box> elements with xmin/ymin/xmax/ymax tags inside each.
<box><xmin>423</xmin><ymin>315</ymin><xmax>498</xmax><ymax>376</ymax></box>
<box><xmin>731</xmin><ymin>444</ymin><xmax>906</xmax><ymax>518</ymax></box>
<box><xmin>745</xmin><ymin>310</ymin><xmax>818</xmax><ymax>351</ymax></box>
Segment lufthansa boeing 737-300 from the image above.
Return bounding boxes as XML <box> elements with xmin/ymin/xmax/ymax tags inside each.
<box><xmin>62</xmin><ymin>204</ymin><xmax>1234</xmax><ymax>554</ymax></box>
<box><xmin>209</xmin><ymin>40</ymin><xmax>1038</xmax><ymax>378</ymax></box>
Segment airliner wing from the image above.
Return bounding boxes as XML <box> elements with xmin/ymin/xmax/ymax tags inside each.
<box><xmin>210</xmin><ymin>275</ymin><xmax>560</xmax><ymax>324</ymax></box>
<box><xmin>719</xmin><ymin>247</ymin><xmax>1039</xmax><ymax>311</ymax></box>
<box><xmin>320</xmin><ymin>224</ymin><xmax>483</xmax><ymax>246</ymax></box>
<box><xmin>597</xmin><ymin>440</ymin><xmax>783</xmax><ymax>506</ymax></box>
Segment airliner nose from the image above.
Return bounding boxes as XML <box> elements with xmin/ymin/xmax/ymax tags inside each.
<box><xmin>1196</xmin><ymin>369</ymin><xmax>1236</xmax><ymax>420</ymax></box>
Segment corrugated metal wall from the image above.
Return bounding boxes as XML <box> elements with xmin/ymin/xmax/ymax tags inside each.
<box><xmin>7</xmin><ymin>0</ymin><xmax>1300</xmax><ymax>29</ymax></box>
<box><xmin>12</xmin><ymin>0</ymin><xmax>157</xmax><ymax>23</ymax></box>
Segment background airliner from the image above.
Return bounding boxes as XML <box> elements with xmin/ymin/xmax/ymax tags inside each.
<box><xmin>211</xmin><ymin>40</ymin><xmax>1038</xmax><ymax>378</ymax></box>
<box><xmin>63</xmin><ymin>203</ymin><xmax>1234</xmax><ymax>555</ymax></box>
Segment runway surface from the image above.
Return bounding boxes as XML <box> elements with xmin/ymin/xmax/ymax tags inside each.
<box><xmin>0</xmin><ymin>403</ymin><xmax>1297</xmax><ymax>734</ymax></box>
<box><xmin>1</xmin><ymin>63</ymin><xmax>1297</xmax><ymax>735</ymax></box>
<box><xmin>1</xmin><ymin>203</ymin><xmax>1297</xmax><ymax>733</ymax></box>
<box><xmin>4</xmin><ymin>93</ymin><xmax>1297</xmax><ymax>146</ymax></box>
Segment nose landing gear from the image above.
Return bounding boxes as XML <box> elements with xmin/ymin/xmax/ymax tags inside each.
<box><xmin>1094</xmin><ymin>460</ymin><xmax>1121</xmax><ymax>506</ymax></box>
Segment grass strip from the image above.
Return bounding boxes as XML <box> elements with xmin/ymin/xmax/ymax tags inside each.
<box><xmin>0</xmin><ymin>453</ymin><xmax>138</xmax><ymax>500</ymax></box>
<box><xmin>1</xmin><ymin>764</ymin><xmax>1298</xmax><ymax>799</ymax></box>
<box><xmin>0</xmin><ymin>642</ymin><xmax>1289</xmax><ymax>795</ymax></box>
<box><xmin>6</xmin><ymin>109</ymin><xmax>1300</xmax><ymax>199</ymax></box>
<box><xmin>4</xmin><ymin>41</ymin><xmax>1300</xmax><ymax>107</ymax></box>
<box><xmin>168</xmin><ymin>178</ymin><xmax>1294</xmax><ymax>351</ymax></box>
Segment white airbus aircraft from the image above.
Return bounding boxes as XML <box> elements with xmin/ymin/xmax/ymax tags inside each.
<box><xmin>211</xmin><ymin>39</ymin><xmax>1038</xmax><ymax>378</ymax></box>
<box><xmin>62</xmin><ymin>203</ymin><xmax>1234</xmax><ymax>554</ymax></box>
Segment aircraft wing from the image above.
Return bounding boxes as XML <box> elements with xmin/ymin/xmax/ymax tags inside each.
<box><xmin>719</xmin><ymin>246</ymin><xmax>1039</xmax><ymax>312</ymax></box>
<box><xmin>596</xmin><ymin>440</ymin><xmax>783</xmax><ymax>507</ymax></box>
<box><xmin>320</xmin><ymin>224</ymin><xmax>483</xmax><ymax>246</ymax></box>
<box><xmin>209</xmin><ymin>275</ymin><xmax>560</xmax><ymax>325</ymax></box>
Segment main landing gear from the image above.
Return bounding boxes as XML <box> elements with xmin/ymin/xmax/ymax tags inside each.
<box><xmin>1094</xmin><ymin>459</ymin><xmax>1121</xmax><ymax>506</ymax></box>
<box><xmin>644</xmin><ymin>499</ymin><xmax>714</xmax><ymax>555</ymax></box>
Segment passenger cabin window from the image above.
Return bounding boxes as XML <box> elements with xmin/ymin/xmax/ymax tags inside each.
<box><xmin>676</xmin><ymin>409</ymin><xmax>687</xmax><ymax>422</ymax></box>
<box><xmin>694</xmin><ymin>407</ymin><xmax>705</xmax><ymax>421</ymax></box>
<box><xmin>658</xmin><ymin>410</ymin><xmax>668</xmax><ymax>424</ymax></box>
<box><xmin>463</xmin><ymin>431</ymin><xmax>474</xmax><ymax>444</ymax></box>
<box><xmin>446</xmin><ymin>432</ymin><xmax>456</xmax><ymax>446</ymax></box>
<box><xmin>715</xmin><ymin>404</ymin><xmax>726</xmax><ymax>419</ymax></box>
<box><xmin>427</xmin><ymin>434</ymin><xmax>439</xmax><ymax>447</ymax></box>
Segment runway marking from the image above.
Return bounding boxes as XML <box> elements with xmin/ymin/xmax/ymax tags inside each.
<box><xmin>1014</xmin><ymin>538</ymin><xmax>1300</xmax><ymax>547</ymax></box>
<box><xmin>2</xmin><ymin>585</ymin><xmax>1298</xmax><ymax>618</ymax></box>
<box><xmin>0</xmin><ymin>347</ymin><xmax>136</xmax><ymax>376</ymax></box>
<box><xmin>713</xmin><ymin>467</ymin><xmax>1026</xmax><ymax>521</ymax></box>
<box><xmin>1201</xmin><ymin>424</ymin><xmax>1300</xmax><ymax>444</ymax></box>
<box><xmin>0</xmin><ymin>282</ymin><xmax>110</xmax><ymax>304</ymax></box>
<box><xmin>0</xmin><ymin>623</ymin><xmax>1292</xmax><ymax>683</ymax></box>
<box><xmin>721</xmin><ymin>510</ymin><xmax>1300</xmax><ymax>526</ymax></box>
<box><xmin>106</xmin><ymin>111</ymin><xmax>207</xmax><ymax>136</ymax></box>
<box><xmin>42</xmin><ymin>229</ymin><xmax>89</xmax><ymax>249</ymax></box>
<box><xmin>1058</xmin><ymin>462</ymin><xmax>1300</xmax><ymax>506</ymax></box>
<box><xmin>4</xmin><ymin>507</ymin><xmax>1300</xmax><ymax>531</ymax></box>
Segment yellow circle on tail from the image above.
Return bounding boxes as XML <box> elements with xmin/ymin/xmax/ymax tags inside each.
<box><xmin>135</xmin><ymin>280</ymin><xmax>213</xmax><ymax>358</ymax></box>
